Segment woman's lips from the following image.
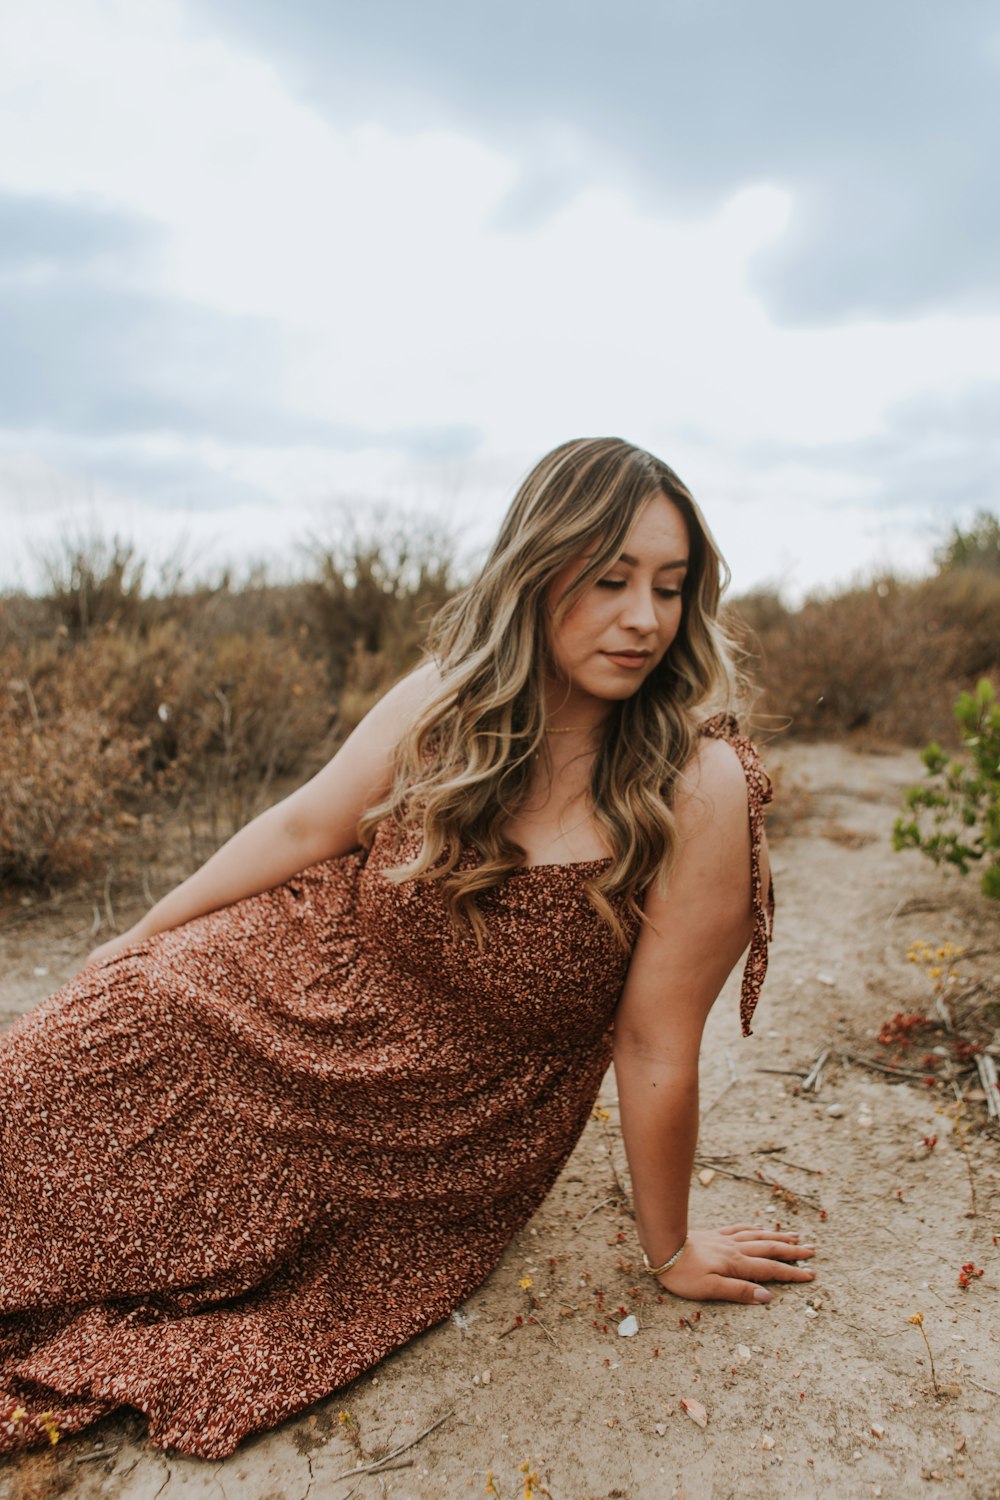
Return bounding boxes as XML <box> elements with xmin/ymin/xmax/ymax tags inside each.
<box><xmin>602</xmin><ymin>651</ymin><xmax>652</xmax><ymax>670</ymax></box>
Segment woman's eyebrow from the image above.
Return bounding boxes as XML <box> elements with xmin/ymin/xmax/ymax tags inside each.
<box><xmin>618</xmin><ymin>552</ymin><xmax>689</xmax><ymax>570</ymax></box>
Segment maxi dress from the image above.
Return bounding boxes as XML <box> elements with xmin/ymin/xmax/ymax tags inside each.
<box><xmin>0</xmin><ymin>716</ymin><xmax>773</xmax><ymax>1459</ymax></box>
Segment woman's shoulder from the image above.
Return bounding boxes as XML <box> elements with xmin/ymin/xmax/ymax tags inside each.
<box><xmin>364</xmin><ymin>659</ymin><xmax>444</xmax><ymax>737</ymax></box>
<box><xmin>690</xmin><ymin>713</ymin><xmax>774</xmax><ymax>813</ymax></box>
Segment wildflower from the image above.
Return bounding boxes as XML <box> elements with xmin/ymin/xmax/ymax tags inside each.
<box><xmin>908</xmin><ymin>1311</ymin><xmax>940</xmax><ymax>1392</ymax></box>
<box><xmin>518</xmin><ymin>1275</ymin><xmax>533</xmax><ymax>1290</ymax></box>
<box><xmin>592</xmin><ymin>1106</ymin><xmax>610</xmax><ymax>1120</ymax></box>
<box><xmin>38</xmin><ymin>1412</ymin><xmax>60</xmax><ymax>1447</ymax></box>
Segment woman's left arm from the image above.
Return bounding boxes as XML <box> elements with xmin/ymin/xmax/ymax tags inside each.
<box><xmin>612</xmin><ymin>737</ymin><xmax>815</xmax><ymax>1304</ymax></box>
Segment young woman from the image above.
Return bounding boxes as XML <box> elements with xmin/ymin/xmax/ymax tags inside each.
<box><xmin>0</xmin><ymin>437</ymin><xmax>815</xmax><ymax>1460</ymax></box>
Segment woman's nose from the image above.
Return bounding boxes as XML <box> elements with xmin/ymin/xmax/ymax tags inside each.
<box><xmin>619</xmin><ymin>585</ymin><xmax>658</xmax><ymax>632</ymax></box>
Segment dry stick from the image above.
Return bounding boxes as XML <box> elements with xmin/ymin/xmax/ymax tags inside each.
<box><xmin>690</xmin><ymin>1160</ymin><xmax>824</xmax><ymax>1212</ymax></box>
<box><xmin>968</xmin><ymin>1377</ymin><xmax>1000</xmax><ymax>1398</ymax></box>
<box><xmin>597</xmin><ymin>1114</ymin><xmax>633</xmax><ymax>1214</ymax></box>
<box><xmin>951</xmin><ymin>1086</ymin><xmax>978</xmax><ymax>1217</ymax></box>
<box><xmin>802</xmin><ymin>1047</ymin><xmax>831</xmax><ymax>1093</ymax></box>
<box><xmin>326</xmin><ymin>1410</ymin><xmax>455</xmax><ymax>1484</ymax></box>
<box><xmin>575</xmin><ymin>1194</ymin><xmax>621</xmax><ymax>1230</ymax></box>
<box><xmin>755</xmin><ymin>1067</ymin><xmax>809</xmax><ymax>1078</ymax></box>
<box><xmin>976</xmin><ymin>1054</ymin><xmax>1000</xmax><ymax>1120</ymax></box>
<box><xmin>840</xmin><ymin>1051</ymin><xmax>939</xmax><ymax>1083</ymax></box>
<box><xmin>74</xmin><ymin>1448</ymin><xmax>121</xmax><ymax>1464</ymax></box>
<box><xmin>697</xmin><ymin>1150</ymin><xmax>825</xmax><ymax>1178</ymax></box>
<box><xmin>532</xmin><ymin>1316</ymin><xmax>559</xmax><ymax>1346</ymax></box>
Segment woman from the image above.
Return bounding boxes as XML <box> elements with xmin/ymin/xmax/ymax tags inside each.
<box><xmin>0</xmin><ymin>437</ymin><xmax>814</xmax><ymax>1460</ymax></box>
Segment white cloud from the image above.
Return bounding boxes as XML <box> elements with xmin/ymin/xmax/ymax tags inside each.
<box><xmin>0</xmin><ymin>0</ymin><xmax>996</xmax><ymax>602</ymax></box>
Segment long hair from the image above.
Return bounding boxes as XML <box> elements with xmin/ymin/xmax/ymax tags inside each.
<box><xmin>358</xmin><ymin>436</ymin><xmax>744</xmax><ymax>943</ymax></box>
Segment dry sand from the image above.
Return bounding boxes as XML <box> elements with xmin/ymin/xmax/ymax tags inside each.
<box><xmin>1</xmin><ymin>741</ymin><xmax>998</xmax><ymax>1500</ymax></box>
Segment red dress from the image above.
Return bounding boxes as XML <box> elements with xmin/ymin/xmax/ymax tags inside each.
<box><xmin>0</xmin><ymin>716</ymin><xmax>772</xmax><ymax>1458</ymax></box>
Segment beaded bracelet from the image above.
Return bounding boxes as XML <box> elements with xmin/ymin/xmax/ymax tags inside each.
<box><xmin>641</xmin><ymin>1239</ymin><xmax>688</xmax><ymax>1277</ymax></box>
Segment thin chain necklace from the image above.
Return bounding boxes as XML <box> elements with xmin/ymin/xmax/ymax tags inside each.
<box><xmin>543</xmin><ymin>726</ymin><xmax>583</xmax><ymax>734</ymax></box>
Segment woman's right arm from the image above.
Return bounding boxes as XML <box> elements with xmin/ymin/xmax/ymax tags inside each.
<box><xmin>85</xmin><ymin>662</ymin><xmax>437</xmax><ymax>965</ymax></box>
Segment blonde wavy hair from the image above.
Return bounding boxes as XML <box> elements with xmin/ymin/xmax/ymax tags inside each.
<box><xmin>359</xmin><ymin>436</ymin><xmax>744</xmax><ymax>943</ymax></box>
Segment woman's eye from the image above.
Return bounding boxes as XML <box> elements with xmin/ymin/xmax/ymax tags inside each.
<box><xmin>655</xmin><ymin>588</ymin><xmax>682</xmax><ymax>599</ymax></box>
<box><xmin>596</xmin><ymin>578</ymin><xmax>626</xmax><ymax>590</ymax></box>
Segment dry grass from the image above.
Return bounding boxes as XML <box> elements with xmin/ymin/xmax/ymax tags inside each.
<box><xmin>3</xmin><ymin>523</ymin><xmax>998</xmax><ymax>890</ymax></box>
<box><xmin>727</xmin><ymin>569</ymin><xmax>1000</xmax><ymax>744</ymax></box>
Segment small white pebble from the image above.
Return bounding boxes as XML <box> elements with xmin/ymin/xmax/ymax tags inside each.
<box><xmin>481</xmin><ymin>1371</ymin><xmax>491</xmax><ymax>1385</ymax></box>
<box><xmin>618</xmin><ymin>1314</ymin><xmax>639</xmax><ymax>1337</ymax></box>
<box><xmin>761</xmin><ymin>1435</ymin><xmax>775</xmax><ymax>1450</ymax></box>
<box><xmin>826</xmin><ymin>1104</ymin><xmax>845</xmax><ymax>1118</ymax></box>
<box><xmin>654</xmin><ymin>1423</ymin><xmax>667</xmax><ymax>1436</ymax></box>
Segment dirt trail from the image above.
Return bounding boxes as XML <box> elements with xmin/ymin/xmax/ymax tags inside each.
<box><xmin>2</xmin><ymin>741</ymin><xmax>998</xmax><ymax>1500</ymax></box>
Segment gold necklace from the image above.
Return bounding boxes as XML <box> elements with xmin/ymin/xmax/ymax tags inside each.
<box><xmin>543</xmin><ymin>726</ymin><xmax>583</xmax><ymax>734</ymax></box>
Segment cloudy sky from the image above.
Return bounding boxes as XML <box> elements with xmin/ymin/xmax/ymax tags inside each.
<box><xmin>1</xmin><ymin>0</ymin><xmax>998</xmax><ymax>596</ymax></box>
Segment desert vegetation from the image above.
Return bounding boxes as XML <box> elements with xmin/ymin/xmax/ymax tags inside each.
<box><xmin>1</xmin><ymin>512</ymin><xmax>998</xmax><ymax>890</ymax></box>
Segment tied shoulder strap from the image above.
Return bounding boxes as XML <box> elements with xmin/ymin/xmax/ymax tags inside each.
<box><xmin>699</xmin><ymin>713</ymin><xmax>775</xmax><ymax>1037</ymax></box>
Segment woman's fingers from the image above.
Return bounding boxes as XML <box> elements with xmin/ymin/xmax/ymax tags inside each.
<box><xmin>737</xmin><ymin>1239</ymin><xmax>816</xmax><ymax>1261</ymax></box>
<box><xmin>738</xmin><ymin>1255</ymin><xmax>817</xmax><ymax>1283</ymax></box>
<box><xmin>706</xmin><ymin>1277</ymin><xmax>774</xmax><ymax>1305</ymax></box>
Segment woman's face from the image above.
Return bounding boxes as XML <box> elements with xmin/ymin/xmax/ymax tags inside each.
<box><xmin>544</xmin><ymin>492</ymin><xmax>690</xmax><ymax>715</ymax></box>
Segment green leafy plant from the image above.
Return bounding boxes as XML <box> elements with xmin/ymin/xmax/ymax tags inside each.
<box><xmin>893</xmin><ymin>678</ymin><xmax>1000</xmax><ymax>898</ymax></box>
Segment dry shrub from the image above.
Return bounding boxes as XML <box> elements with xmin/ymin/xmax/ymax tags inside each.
<box><xmin>0</xmin><ymin>624</ymin><xmax>334</xmax><ymax>886</ymax></box>
<box><xmin>304</xmin><ymin>517</ymin><xmax>455</xmax><ymax>691</ymax></box>
<box><xmin>729</xmin><ymin>571</ymin><xmax>1000</xmax><ymax>744</ymax></box>
<box><xmin>0</xmin><ymin>647</ymin><xmax>147</xmax><ymax>885</ymax></box>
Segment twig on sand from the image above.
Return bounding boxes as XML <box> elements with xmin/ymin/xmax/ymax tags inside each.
<box><xmin>802</xmin><ymin>1046</ymin><xmax>831</xmax><ymax>1093</ymax></box>
<box><xmin>575</xmin><ymin>1194</ymin><xmax>621</xmax><ymax>1229</ymax></box>
<box><xmin>691</xmin><ymin>1160</ymin><xmax>824</xmax><ymax>1212</ymax></box>
<box><xmin>532</xmin><ymin>1317</ymin><xmax>559</xmax><ymax>1346</ymax></box>
<box><xmin>841</xmin><ymin>1052</ymin><xmax>935</xmax><ymax>1082</ymax></box>
<box><xmin>968</xmin><ymin>1377</ymin><xmax>1000</xmax><ymax>1398</ymax></box>
<box><xmin>976</xmin><ymin>1054</ymin><xmax>1000</xmax><ymax>1119</ymax></box>
<box><xmin>327</xmin><ymin>1410</ymin><xmax>455</xmax><ymax>1483</ymax></box>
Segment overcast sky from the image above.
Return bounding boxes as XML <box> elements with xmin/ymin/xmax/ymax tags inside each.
<box><xmin>1</xmin><ymin>0</ymin><xmax>998</xmax><ymax>597</ymax></box>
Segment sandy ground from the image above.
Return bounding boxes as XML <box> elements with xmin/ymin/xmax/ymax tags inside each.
<box><xmin>1</xmin><ymin>740</ymin><xmax>998</xmax><ymax>1500</ymax></box>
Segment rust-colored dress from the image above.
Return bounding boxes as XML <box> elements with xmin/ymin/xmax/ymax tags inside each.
<box><xmin>0</xmin><ymin>717</ymin><xmax>772</xmax><ymax>1459</ymax></box>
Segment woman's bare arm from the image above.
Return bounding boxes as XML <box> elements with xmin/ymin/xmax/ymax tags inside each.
<box><xmin>612</xmin><ymin>737</ymin><xmax>815</xmax><ymax>1303</ymax></box>
<box><xmin>86</xmin><ymin>662</ymin><xmax>437</xmax><ymax>962</ymax></box>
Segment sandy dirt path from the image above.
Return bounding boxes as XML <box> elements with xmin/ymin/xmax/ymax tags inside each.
<box><xmin>1</xmin><ymin>741</ymin><xmax>998</xmax><ymax>1500</ymax></box>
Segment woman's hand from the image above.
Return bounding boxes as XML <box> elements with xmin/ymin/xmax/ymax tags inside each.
<box><xmin>657</xmin><ymin>1223</ymin><xmax>816</xmax><ymax>1304</ymax></box>
<box><xmin>84</xmin><ymin>929</ymin><xmax>145</xmax><ymax>970</ymax></box>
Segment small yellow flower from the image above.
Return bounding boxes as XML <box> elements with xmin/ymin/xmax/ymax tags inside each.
<box><xmin>908</xmin><ymin>1312</ymin><xmax>924</xmax><ymax>1326</ymax></box>
<box><xmin>928</xmin><ymin>966</ymin><xmax>942</xmax><ymax>979</ymax></box>
<box><xmin>593</xmin><ymin>1105</ymin><xmax>610</xmax><ymax>1120</ymax></box>
<box><xmin>38</xmin><ymin>1412</ymin><xmax>60</xmax><ymax>1446</ymax></box>
<box><xmin>10</xmin><ymin>1407</ymin><xmax>26</xmax><ymax>1423</ymax></box>
<box><xmin>485</xmin><ymin>1473</ymin><xmax>499</xmax><ymax>1496</ymax></box>
<box><xmin>518</xmin><ymin>1275</ymin><xmax>533</xmax><ymax>1290</ymax></box>
<box><xmin>338</xmin><ymin>1409</ymin><xmax>353</xmax><ymax>1427</ymax></box>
